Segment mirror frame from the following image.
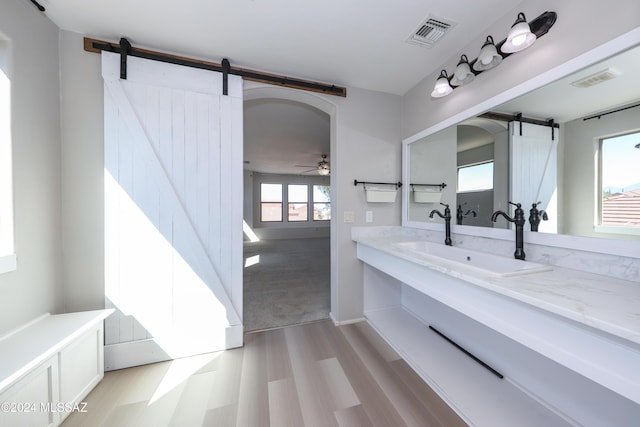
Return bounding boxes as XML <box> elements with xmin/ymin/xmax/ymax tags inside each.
<box><xmin>402</xmin><ymin>27</ymin><xmax>640</xmax><ymax>258</ymax></box>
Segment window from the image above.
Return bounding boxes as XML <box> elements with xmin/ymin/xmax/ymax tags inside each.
<box><xmin>260</xmin><ymin>183</ymin><xmax>283</xmax><ymax>222</ymax></box>
<box><xmin>258</xmin><ymin>181</ymin><xmax>330</xmax><ymax>224</ymax></box>
<box><xmin>0</xmin><ymin>38</ymin><xmax>15</xmax><ymax>273</ymax></box>
<box><xmin>599</xmin><ymin>132</ymin><xmax>640</xmax><ymax>229</ymax></box>
<box><xmin>288</xmin><ymin>184</ymin><xmax>308</xmax><ymax>221</ymax></box>
<box><xmin>457</xmin><ymin>161</ymin><xmax>494</xmax><ymax>192</ymax></box>
<box><xmin>313</xmin><ymin>185</ymin><xmax>331</xmax><ymax>221</ymax></box>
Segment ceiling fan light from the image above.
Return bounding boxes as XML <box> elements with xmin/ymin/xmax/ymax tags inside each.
<box><xmin>431</xmin><ymin>70</ymin><xmax>453</xmax><ymax>98</ymax></box>
<box><xmin>317</xmin><ymin>154</ymin><xmax>330</xmax><ymax>175</ymax></box>
<box><xmin>473</xmin><ymin>36</ymin><xmax>503</xmax><ymax>71</ymax></box>
<box><xmin>501</xmin><ymin>12</ymin><xmax>536</xmax><ymax>53</ymax></box>
<box><xmin>451</xmin><ymin>55</ymin><xmax>475</xmax><ymax>86</ymax></box>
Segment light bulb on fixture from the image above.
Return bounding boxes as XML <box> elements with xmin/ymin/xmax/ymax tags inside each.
<box><xmin>473</xmin><ymin>36</ymin><xmax>503</xmax><ymax>71</ymax></box>
<box><xmin>431</xmin><ymin>70</ymin><xmax>453</xmax><ymax>98</ymax></box>
<box><xmin>501</xmin><ymin>12</ymin><xmax>537</xmax><ymax>53</ymax></box>
<box><xmin>450</xmin><ymin>55</ymin><xmax>475</xmax><ymax>86</ymax></box>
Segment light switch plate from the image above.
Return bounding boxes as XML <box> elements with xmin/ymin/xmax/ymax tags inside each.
<box><xmin>344</xmin><ymin>211</ymin><xmax>355</xmax><ymax>223</ymax></box>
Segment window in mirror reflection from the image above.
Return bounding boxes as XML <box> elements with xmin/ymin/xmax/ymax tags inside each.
<box><xmin>457</xmin><ymin>161</ymin><xmax>494</xmax><ymax>192</ymax></box>
<box><xmin>600</xmin><ymin>131</ymin><xmax>640</xmax><ymax>228</ymax></box>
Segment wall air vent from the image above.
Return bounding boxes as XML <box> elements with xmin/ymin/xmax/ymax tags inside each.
<box><xmin>406</xmin><ymin>15</ymin><xmax>456</xmax><ymax>48</ymax></box>
<box><xmin>570</xmin><ymin>68</ymin><xmax>621</xmax><ymax>88</ymax></box>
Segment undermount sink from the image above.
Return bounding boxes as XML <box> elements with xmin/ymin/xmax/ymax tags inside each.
<box><xmin>393</xmin><ymin>241</ymin><xmax>553</xmax><ymax>277</ymax></box>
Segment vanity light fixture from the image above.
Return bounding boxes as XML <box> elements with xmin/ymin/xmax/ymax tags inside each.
<box><xmin>431</xmin><ymin>70</ymin><xmax>454</xmax><ymax>98</ymax></box>
<box><xmin>450</xmin><ymin>55</ymin><xmax>475</xmax><ymax>86</ymax></box>
<box><xmin>429</xmin><ymin>11</ymin><xmax>556</xmax><ymax>99</ymax></box>
<box><xmin>473</xmin><ymin>36</ymin><xmax>502</xmax><ymax>71</ymax></box>
<box><xmin>501</xmin><ymin>13</ymin><xmax>537</xmax><ymax>53</ymax></box>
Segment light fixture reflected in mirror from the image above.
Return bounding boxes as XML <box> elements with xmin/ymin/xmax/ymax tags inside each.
<box><xmin>451</xmin><ymin>55</ymin><xmax>475</xmax><ymax>86</ymax></box>
<box><xmin>431</xmin><ymin>70</ymin><xmax>453</xmax><ymax>98</ymax></box>
<box><xmin>501</xmin><ymin>12</ymin><xmax>537</xmax><ymax>53</ymax></box>
<box><xmin>473</xmin><ymin>36</ymin><xmax>503</xmax><ymax>71</ymax></box>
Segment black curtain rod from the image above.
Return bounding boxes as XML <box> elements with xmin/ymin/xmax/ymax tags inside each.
<box><xmin>410</xmin><ymin>183</ymin><xmax>447</xmax><ymax>190</ymax></box>
<box><xmin>583</xmin><ymin>102</ymin><xmax>640</xmax><ymax>121</ymax></box>
<box><xmin>86</xmin><ymin>38</ymin><xmax>347</xmax><ymax>97</ymax></box>
<box><xmin>354</xmin><ymin>180</ymin><xmax>403</xmax><ymax>188</ymax></box>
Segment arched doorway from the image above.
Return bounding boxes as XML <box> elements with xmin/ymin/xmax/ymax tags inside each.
<box><xmin>242</xmin><ymin>85</ymin><xmax>337</xmax><ymax>331</ymax></box>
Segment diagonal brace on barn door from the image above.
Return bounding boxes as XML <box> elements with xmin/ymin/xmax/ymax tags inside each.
<box><xmin>103</xmin><ymin>77</ymin><xmax>241</xmax><ymax>328</ymax></box>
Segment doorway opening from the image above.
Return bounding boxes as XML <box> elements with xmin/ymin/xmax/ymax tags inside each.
<box><xmin>242</xmin><ymin>88</ymin><xmax>335</xmax><ymax>332</ymax></box>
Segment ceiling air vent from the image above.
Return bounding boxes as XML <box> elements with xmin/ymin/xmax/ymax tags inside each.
<box><xmin>406</xmin><ymin>15</ymin><xmax>456</xmax><ymax>48</ymax></box>
<box><xmin>571</xmin><ymin>68</ymin><xmax>621</xmax><ymax>88</ymax></box>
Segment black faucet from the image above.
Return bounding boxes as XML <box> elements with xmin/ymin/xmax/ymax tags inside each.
<box><xmin>429</xmin><ymin>203</ymin><xmax>452</xmax><ymax>246</ymax></box>
<box><xmin>528</xmin><ymin>201</ymin><xmax>548</xmax><ymax>232</ymax></box>
<box><xmin>491</xmin><ymin>202</ymin><xmax>526</xmax><ymax>260</ymax></box>
<box><xmin>456</xmin><ymin>204</ymin><xmax>477</xmax><ymax>225</ymax></box>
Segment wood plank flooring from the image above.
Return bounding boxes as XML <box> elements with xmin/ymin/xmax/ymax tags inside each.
<box><xmin>62</xmin><ymin>320</ymin><xmax>467</xmax><ymax>427</ymax></box>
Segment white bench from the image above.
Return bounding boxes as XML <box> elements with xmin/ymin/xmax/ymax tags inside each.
<box><xmin>0</xmin><ymin>309</ymin><xmax>113</xmax><ymax>427</ymax></box>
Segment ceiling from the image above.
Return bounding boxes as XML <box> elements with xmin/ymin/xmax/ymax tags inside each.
<box><xmin>495</xmin><ymin>44</ymin><xmax>640</xmax><ymax>123</ymax></box>
<box><xmin>40</xmin><ymin>0</ymin><xmax>524</xmax><ymax>175</ymax></box>
<box><xmin>243</xmin><ymin>99</ymin><xmax>330</xmax><ymax>175</ymax></box>
<box><xmin>42</xmin><ymin>0</ymin><xmax>519</xmax><ymax>96</ymax></box>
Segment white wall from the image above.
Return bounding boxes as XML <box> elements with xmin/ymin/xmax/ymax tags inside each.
<box><xmin>59</xmin><ymin>30</ymin><xmax>104</xmax><ymax>312</ymax></box>
<box><xmin>402</xmin><ymin>0</ymin><xmax>640</xmax><ymax>139</ymax></box>
<box><xmin>0</xmin><ymin>0</ymin><xmax>63</xmax><ymax>334</ymax></box>
<box><xmin>332</xmin><ymin>87</ymin><xmax>402</xmax><ymax>321</ymax></box>
<box><xmin>408</xmin><ymin>126</ymin><xmax>457</xmax><ymax>222</ymax></box>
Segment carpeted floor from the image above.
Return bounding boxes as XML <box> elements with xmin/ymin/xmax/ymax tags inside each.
<box><xmin>243</xmin><ymin>237</ymin><xmax>330</xmax><ymax>332</ymax></box>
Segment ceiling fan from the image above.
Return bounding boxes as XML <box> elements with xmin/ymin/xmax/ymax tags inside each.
<box><xmin>295</xmin><ymin>154</ymin><xmax>330</xmax><ymax>175</ymax></box>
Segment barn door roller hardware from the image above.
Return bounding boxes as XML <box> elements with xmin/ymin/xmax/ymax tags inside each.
<box><xmin>85</xmin><ymin>37</ymin><xmax>347</xmax><ymax>97</ymax></box>
<box><xmin>119</xmin><ymin>38</ymin><xmax>131</xmax><ymax>80</ymax></box>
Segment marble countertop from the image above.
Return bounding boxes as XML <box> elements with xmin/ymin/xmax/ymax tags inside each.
<box><xmin>352</xmin><ymin>228</ymin><xmax>640</xmax><ymax>346</ymax></box>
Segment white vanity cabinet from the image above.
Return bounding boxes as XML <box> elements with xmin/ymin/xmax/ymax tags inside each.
<box><xmin>356</xmin><ymin>239</ymin><xmax>640</xmax><ymax>427</ymax></box>
<box><xmin>0</xmin><ymin>310</ymin><xmax>113</xmax><ymax>427</ymax></box>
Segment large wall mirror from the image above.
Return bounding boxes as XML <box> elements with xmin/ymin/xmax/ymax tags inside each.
<box><xmin>405</xmin><ymin>42</ymin><xmax>640</xmax><ymax>242</ymax></box>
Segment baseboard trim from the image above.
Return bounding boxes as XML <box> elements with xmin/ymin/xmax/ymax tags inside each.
<box><xmin>330</xmin><ymin>314</ymin><xmax>366</xmax><ymax>326</ymax></box>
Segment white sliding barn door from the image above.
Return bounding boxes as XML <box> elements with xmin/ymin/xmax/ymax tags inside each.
<box><xmin>509</xmin><ymin>122</ymin><xmax>558</xmax><ymax>233</ymax></box>
<box><xmin>102</xmin><ymin>52</ymin><xmax>243</xmax><ymax>370</ymax></box>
